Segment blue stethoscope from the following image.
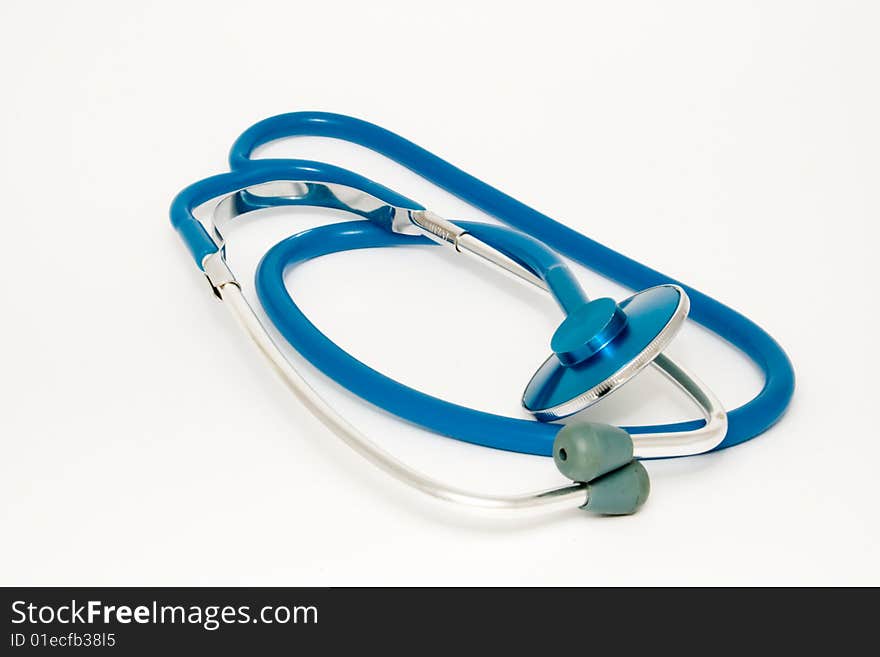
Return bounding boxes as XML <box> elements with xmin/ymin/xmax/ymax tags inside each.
<box><xmin>171</xmin><ymin>112</ymin><xmax>794</xmax><ymax>515</ymax></box>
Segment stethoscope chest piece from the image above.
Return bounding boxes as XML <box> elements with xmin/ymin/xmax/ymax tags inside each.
<box><xmin>522</xmin><ymin>284</ymin><xmax>690</xmax><ymax>421</ymax></box>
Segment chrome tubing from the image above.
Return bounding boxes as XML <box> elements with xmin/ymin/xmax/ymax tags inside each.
<box><xmin>209</xmin><ymin>259</ymin><xmax>589</xmax><ymax>511</ymax></box>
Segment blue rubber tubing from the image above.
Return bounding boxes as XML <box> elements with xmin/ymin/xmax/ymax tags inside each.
<box><xmin>174</xmin><ymin>112</ymin><xmax>795</xmax><ymax>455</ymax></box>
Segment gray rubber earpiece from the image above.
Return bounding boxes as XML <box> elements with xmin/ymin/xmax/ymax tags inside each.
<box><xmin>584</xmin><ymin>461</ymin><xmax>651</xmax><ymax>515</ymax></box>
<box><xmin>552</xmin><ymin>422</ymin><xmax>634</xmax><ymax>483</ymax></box>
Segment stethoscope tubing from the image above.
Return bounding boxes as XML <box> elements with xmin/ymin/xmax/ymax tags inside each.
<box><xmin>224</xmin><ymin>112</ymin><xmax>794</xmax><ymax>451</ymax></box>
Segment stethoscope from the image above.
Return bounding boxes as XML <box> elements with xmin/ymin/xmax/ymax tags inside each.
<box><xmin>171</xmin><ymin>112</ymin><xmax>795</xmax><ymax>515</ymax></box>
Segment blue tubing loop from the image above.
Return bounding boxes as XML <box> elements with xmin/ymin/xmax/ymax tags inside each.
<box><xmin>169</xmin><ymin>112</ymin><xmax>794</xmax><ymax>453</ymax></box>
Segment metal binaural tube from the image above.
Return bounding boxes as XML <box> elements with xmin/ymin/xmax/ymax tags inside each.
<box><xmin>211</xmin><ymin>266</ymin><xmax>589</xmax><ymax>511</ymax></box>
<box><xmin>409</xmin><ymin>210</ymin><xmax>548</xmax><ymax>291</ymax></box>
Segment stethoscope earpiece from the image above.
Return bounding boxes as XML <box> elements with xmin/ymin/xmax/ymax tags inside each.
<box><xmin>553</xmin><ymin>422</ymin><xmax>649</xmax><ymax>515</ymax></box>
<box><xmin>585</xmin><ymin>462</ymin><xmax>651</xmax><ymax>516</ymax></box>
<box><xmin>553</xmin><ymin>422</ymin><xmax>634</xmax><ymax>482</ymax></box>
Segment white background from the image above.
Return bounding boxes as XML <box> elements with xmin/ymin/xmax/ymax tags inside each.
<box><xmin>1</xmin><ymin>1</ymin><xmax>877</xmax><ymax>586</ymax></box>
